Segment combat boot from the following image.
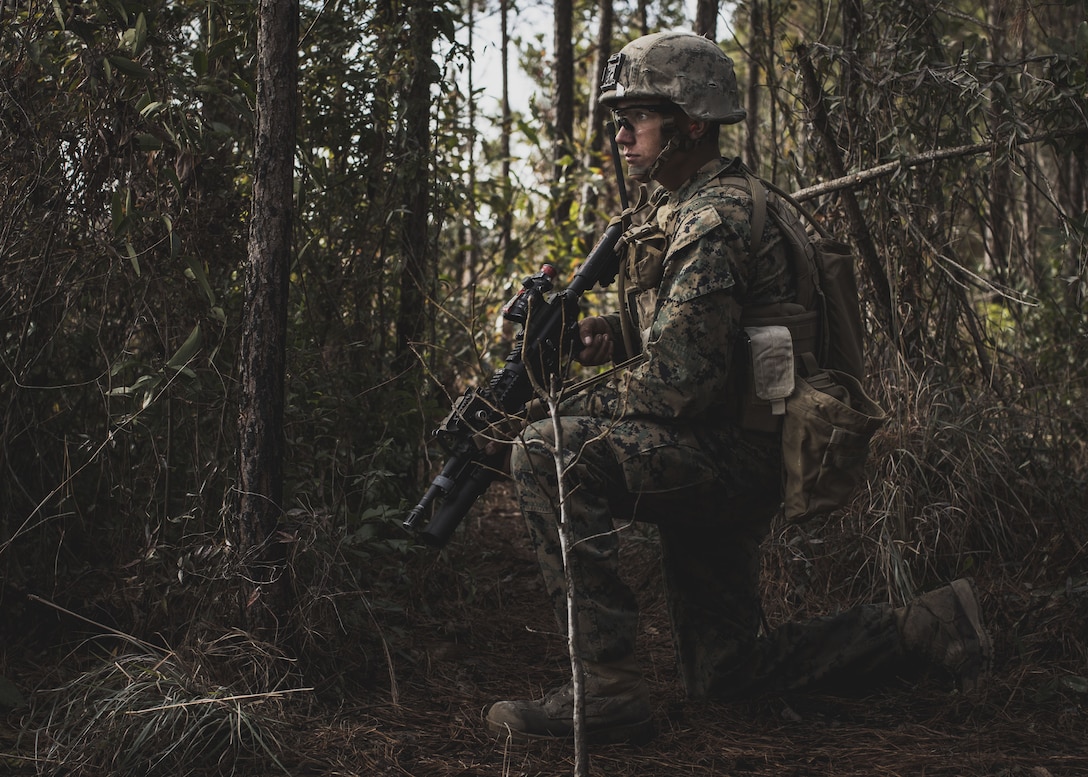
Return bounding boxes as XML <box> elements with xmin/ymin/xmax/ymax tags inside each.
<box><xmin>485</xmin><ymin>656</ymin><xmax>654</xmax><ymax>744</ymax></box>
<box><xmin>896</xmin><ymin>577</ymin><xmax>993</xmax><ymax>690</ymax></box>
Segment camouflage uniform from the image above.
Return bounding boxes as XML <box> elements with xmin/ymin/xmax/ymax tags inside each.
<box><xmin>510</xmin><ymin>157</ymin><xmax>903</xmax><ymax>699</ymax></box>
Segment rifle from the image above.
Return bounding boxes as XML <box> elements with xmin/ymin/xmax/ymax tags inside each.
<box><xmin>404</xmin><ymin>124</ymin><xmax>631</xmax><ymax>548</ymax></box>
<box><xmin>402</xmin><ymin>224</ymin><xmax>624</xmax><ymax>546</ymax></box>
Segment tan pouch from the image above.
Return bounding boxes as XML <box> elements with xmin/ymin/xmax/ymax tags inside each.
<box><xmin>780</xmin><ymin>370</ymin><xmax>885</xmax><ymax>522</ymax></box>
<box><xmin>744</xmin><ymin>325</ymin><xmax>795</xmax><ymax>417</ymax></box>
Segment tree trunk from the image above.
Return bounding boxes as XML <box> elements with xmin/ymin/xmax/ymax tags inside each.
<box><xmin>500</xmin><ymin>0</ymin><xmax>513</xmax><ymax>265</ymax></box>
<box><xmin>635</xmin><ymin>0</ymin><xmax>649</xmax><ymax>36</ymax></box>
<box><xmin>694</xmin><ymin>0</ymin><xmax>717</xmax><ymax>38</ymax></box>
<box><xmin>553</xmin><ymin>0</ymin><xmax>575</xmax><ymax>225</ymax></box>
<box><xmin>585</xmin><ymin>0</ymin><xmax>614</xmax><ymax>159</ymax></box>
<box><xmin>579</xmin><ymin>0</ymin><xmax>615</xmax><ymax>235</ymax></box>
<box><xmin>394</xmin><ymin>4</ymin><xmax>437</xmax><ymax>369</ymax></box>
<box><xmin>462</xmin><ymin>0</ymin><xmax>479</xmax><ymax>289</ymax></box>
<box><xmin>744</xmin><ymin>0</ymin><xmax>764</xmax><ymax>171</ymax></box>
<box><xmin>236</xmin><ymin>0</ymin><xmax>299</xmax><ymax>633</ymax></box>
<box><xmin>985</xmin><ymin>0</ymin><xmax>1012</xmax><ymax>282</ymax></box>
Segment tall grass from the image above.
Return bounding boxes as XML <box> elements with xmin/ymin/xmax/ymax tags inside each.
<box><xmin>762</xmin><ymin>363</ymin><xmax>1088</xmax><ymax>673</ymax></box>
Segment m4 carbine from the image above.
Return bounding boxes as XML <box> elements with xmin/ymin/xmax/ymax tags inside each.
<box><xmin>402</xmin><ymin>221</ymin><xmax>624</xmax><ymax>547</ymax></box>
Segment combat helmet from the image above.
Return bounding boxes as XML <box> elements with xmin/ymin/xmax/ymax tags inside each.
<box><xmin>599</xmin><ymin>30</ymin><xmax>746</xmax><ymax>124</ymax></box>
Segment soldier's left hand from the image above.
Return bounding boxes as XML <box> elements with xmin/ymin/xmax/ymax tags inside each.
<box><xmin>576</xmin><ymin>317</ymin><xmax>613</xmax><ymax>366</ymax></box>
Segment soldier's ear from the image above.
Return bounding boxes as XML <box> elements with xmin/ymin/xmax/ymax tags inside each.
<box><xmin>687</xmin><ymin>119</ymin><xmax>709</xmax><ymax>140</ymax></box>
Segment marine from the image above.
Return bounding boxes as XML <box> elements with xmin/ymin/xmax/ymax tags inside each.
<box><xmin>485</xmin><ymin>30</ymin><xmax>992</xmax><ymax>744</ymax></box>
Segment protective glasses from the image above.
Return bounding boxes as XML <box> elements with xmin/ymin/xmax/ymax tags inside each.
<box><xmin>610</xmin><ymin>104</ymin><xmax>674</xmax><ymax>133</ymax></box>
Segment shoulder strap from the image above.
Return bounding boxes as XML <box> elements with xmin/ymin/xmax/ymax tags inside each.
<box><xmin>721</xmin><ymin>170</ymin><xmax>820</xmax><ymax>305</ymax></box>
<box><xmin>745</xmin><ymin>171</ymin><xmax>768</xmax><ymax>255</ymax></box>
<box><xmin>724</xmin><ymin>170</ymin><xmax>830</xmax><ymax>366</ymax></box>
<box><xmin>716</xmin><ymin>168</ymin><xmax>769</xmax><ymax>255</ymax></box>
<box><xmin>758</xmin><ymin>177</ymin><xmax>832</xmax><ymax>241</ymax></box>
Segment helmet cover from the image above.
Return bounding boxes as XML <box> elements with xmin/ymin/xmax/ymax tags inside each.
<box><xmin>600</xmin><ymin>30</ymin><xmax>746</xmax><ymax>124</ymax></box>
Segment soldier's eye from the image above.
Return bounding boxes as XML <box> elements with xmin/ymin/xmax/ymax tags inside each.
<box><xmin>613</xmin><ymin>110</ymin><xmax>657</xmax><ymax>131</ymax></box>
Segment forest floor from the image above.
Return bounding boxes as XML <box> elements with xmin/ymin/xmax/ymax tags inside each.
<box><xmin>280</xmin><ymin>486</ymin><xmax>1088</xmax><ymax>777</ymax></box>
<box><xmin>4</xmin><ymin>484</ymin><xmax>1087</xmax><ymax>776</ymax></box>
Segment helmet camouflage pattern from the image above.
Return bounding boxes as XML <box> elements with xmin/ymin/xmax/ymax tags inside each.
<box><xmin>600</xmin><ymin>30</ymin><xmax>746</xmax><ymax>124</ymax></box>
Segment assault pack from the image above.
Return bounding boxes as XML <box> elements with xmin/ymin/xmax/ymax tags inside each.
<box><xmin>727</xmin><ymin>169</ymin><xmax>886</xmax><ymax>522</ymax></box>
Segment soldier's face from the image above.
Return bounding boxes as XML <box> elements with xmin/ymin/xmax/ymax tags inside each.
<box><xmin>612</xmin><ymin>102</ymin><xmax>669</xmax><ymax>182</ymax></box>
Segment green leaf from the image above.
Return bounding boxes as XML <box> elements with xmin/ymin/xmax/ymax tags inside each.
<box><xmin>139</xmin><ymin>100</ymin><xmax>166</xmax><ymax>118</ymax></box>
<box><xmin>166</xmin><ymin>324</ymin><xmax>202</xmax><ymax>371</ymax></box>
<box><xmin>107</xmin><ymin>54</ymin><xmax>152</xmax><ymax>80</ymax></box>
<box><xmin>207</xmin><ymin>34</ymin><xmax>243</xmax><ymax>61</ymax></box>
<box><xmin>165</xmin><ymin>167</ymin><xmax>183</xmax><ymax>198</ymax></box>
<box><xmin>109</xmin><ymin>373</ymin><xmax>159</xmax><ymax>397</ymax></box>
<box><xmin>166</xmin><ymin>223</ymin><xmax>180</xmax><ymax>260</ymax></box>
<box><xmin>104</xmin><ymin>0</ymin><xmax>130</xmax><ymax>24</ymax></box>
<box><xmin>111</xmin><ymin>186</ymin><xmax>135</xmax><ymax>236</ymax></box>
<box><xmin>185</xmin><ymin>256</ymin><xmax>217</xmax><ymax>307</ymax></box>
<box><xmin>126</xmin><ymin>240</ymin><xmax>140</xmax><ymax>276</ymax></box>
<box><xmin>134</xmin><ymin>13</ymin><xmax>148</xmax><ymax>55</ymax></box>
<box><xmin>111</xmin><ymin>189</ymin><xmax>125</xmax><ymax>233</ymax></box>
<box><xmin>1061</xmin><ymin>675</ymin><xmax>1088</xmax><ymax>694</ymax></box>
<box><xmin>231</xmin><ymin>72</ymin><xmax>256</xmax><ymax>104</ymax></box>
<box><xmin>109</xmin><ymin>356</ymin><xmax>137</xmax><ymax>377</ymax></box>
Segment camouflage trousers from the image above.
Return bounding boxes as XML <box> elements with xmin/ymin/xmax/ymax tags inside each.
<box><xmin>510</xmin><ymin>407</ymin><xmax>904</xmax><ymax>699</ymax></box>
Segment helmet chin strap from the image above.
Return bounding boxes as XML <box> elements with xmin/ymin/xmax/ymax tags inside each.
<box><xmin>630</xmin><ymin>115</ymin><xmax>705</xmax><ymax>184</ymax></box>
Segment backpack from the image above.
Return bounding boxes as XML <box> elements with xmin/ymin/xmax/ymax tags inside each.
<box><xmin>727</xmin><ymin>170</ymin><xmax>886</xmax><ymax>522</ymax></box>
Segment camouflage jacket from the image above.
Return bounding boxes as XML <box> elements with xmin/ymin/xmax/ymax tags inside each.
<box><xmin>586</xmin><ymin>156</ymin><xmax>795</xmax><ymax>428</ymax></box>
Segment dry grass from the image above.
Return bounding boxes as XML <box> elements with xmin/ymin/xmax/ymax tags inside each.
<box><xmin>18</xmin><ymin>632</ymin><xmax>304</xmax><ymax>777</ymax></box>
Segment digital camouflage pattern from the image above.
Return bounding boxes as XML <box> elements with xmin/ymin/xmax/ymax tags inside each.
<box><xmin>599</xmin><ymin>31</ymin><xmax>746</xmax><ymax>124</ymax></box>
<box><xmin>510</xmin><ymin>156</ymin><xmax>904</xmax><ymax>698</ymax></box>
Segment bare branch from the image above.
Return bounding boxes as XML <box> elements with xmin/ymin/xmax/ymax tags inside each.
<box><xmin>792</xmin><ymin>129</ymin><xmax>1088</xmax><ymax>203</ymax></box>
<box><xmin>545</xmin><ymin>376</ymin><xmax>589</xmax><ymax>776</ymax></box>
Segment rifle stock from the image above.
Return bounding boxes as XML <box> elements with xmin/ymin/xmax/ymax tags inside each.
<box><xmin>404</xmin><ymin>221</ymin><xmax>624</xmax><ymax>547</ymax></box>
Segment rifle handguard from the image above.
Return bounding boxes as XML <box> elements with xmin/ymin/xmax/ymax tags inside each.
<box><xmin>405</xmin><ymin>220</ymin><xmax>625</xmax><ymax>547</ymax></box>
